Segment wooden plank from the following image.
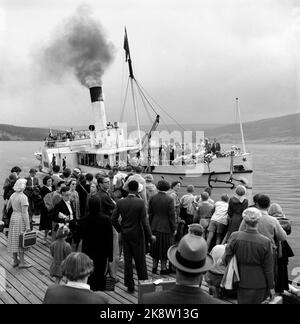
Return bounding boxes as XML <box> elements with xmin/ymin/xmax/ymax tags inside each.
<box><xmin>0</xmin><ymin>292</ymin><xmax>18</xmax><ymax>304</ymax></box>
<box><xmin>0</xmin><ymin>254</ymin><xmax>42</xmax><ymax>304</ymax></box>
<box><xmin>0</xmin><ymin>249</ymin><xmax>47</xmax><ymax>301</ymax></box>
<box><xmin>0</xmin><ymin>231</ymin><xmax>234</xmax><ymax>305</ymax></box>
<box><xmin>0</xmin><ymin>263</ymin><xmax>32</xmax><ymax>304</ymax></box>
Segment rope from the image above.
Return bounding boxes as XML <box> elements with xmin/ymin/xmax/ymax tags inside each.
<box><xmin>135</xmin><ymin>80</ymin><xmax>186</xmax><ymax>131</ymax></box>
<box><xmin>119</xmin><ymin>58</ymin><xmax>126</xmax><ymax>117</ymax></box>
<box><xmin>134</xmin><ymin>80</ymin><xmax>159</xmax><ymax>116</ymax></box>
<box><xmin>134</xmin><ymin>81</ymin><xmax>155</xmax><ymax>125</ymax></box>
<box><xmin>120</xmin><ymin>77</ymin><xmax>130</xmax><ymax>123</ymax></box>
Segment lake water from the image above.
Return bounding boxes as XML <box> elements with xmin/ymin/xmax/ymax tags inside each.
<box><xmin>0</xmin><ymin>141</ymin><xmax>299</xmax><ymax>279</ymax></box>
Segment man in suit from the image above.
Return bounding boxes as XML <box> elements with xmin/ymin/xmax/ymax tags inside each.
<box><xmin>97</xmin><ymin>176</ymin><xmax>119</xmax><ymax>280</ymax></box>
<box><xmin>112</xmin><ymin>180</ymin><xmax>155</xmax><ymax>293</ymax></box>
<box><xmin>140</xmin><ymin>232</ymin><xmax>224</xmax><ymax>304</ymax></box>
<box><xmin>97</xmin><ymin>176</ymin><xmax>115</xmax><ymax>217</ymax></box>
<box><xmin>25</xmin><ymin>168</ymin><xmax>40</xmax><ymax>227</ymax></box>
<box><xmin>53</xmin><ymin>186</ymin><xmax>77</xmax><ymax>245</ymax></box>
<box><xmin>211</xmin><ymin>138</ymin><xmax>221</xmax><ymax>156</ymax></box>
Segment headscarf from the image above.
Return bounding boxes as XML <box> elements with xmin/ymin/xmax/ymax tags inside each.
<box><xmin>13</xmin><ymin>178</ymin><xmax>27</xmax><ymax>192</ymax></box>
<box><xmin>235</xmin><ymin>185</ymin><xmax>247</xmax><ymax>203</ymax></box>
<box><xmin>269</xmin><ymin>203</ymin><xmax>286</xmax><ymax>219</ymax></box>
<box><xmin>210</xmin><ymin>244</ymin><xmax>226</xmax><ymax>264</ymax></box>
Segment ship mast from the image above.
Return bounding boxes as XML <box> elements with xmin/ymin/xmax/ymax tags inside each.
<box><xmin>124</xmin><ymin>27</ymin><xmax>142</xmax><ymax>148</ymax></box>
<box><xmin>236</xmin><ymin>97</ymin><xmax>247</xmax><ymax>154</ymax></box>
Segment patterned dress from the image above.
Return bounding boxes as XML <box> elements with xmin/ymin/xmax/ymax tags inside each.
<box><xmin>8</xmin><ymin>192</ymin><xmax>30</xmax><ymax>253</ymax></box>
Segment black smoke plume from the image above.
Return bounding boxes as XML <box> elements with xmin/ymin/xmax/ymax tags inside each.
<box><xmin>40</xmin><ymin>5</ymin><xmax>115</xmax><ymax>87</ymax></box>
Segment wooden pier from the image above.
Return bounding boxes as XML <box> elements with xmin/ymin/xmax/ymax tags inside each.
<box><xmin>0</xmin><ymin>226</ymin><xmax>234</xmax><ymax>304</ymax></box>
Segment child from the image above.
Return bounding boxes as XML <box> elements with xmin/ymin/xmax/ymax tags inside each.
<box><xmin>205</xmin><ymin>244</ymin><xmax>226</xmax><ymax>298</ymax></box>
<box><xmin>206</xmin><ymin>194</ymin><xmax>229</xmax><ymax>251</ymax></box>
<box><xmin>49</xmin><ymin>225</ymin><xmax>72</xmax><ymax>284</ymax></box>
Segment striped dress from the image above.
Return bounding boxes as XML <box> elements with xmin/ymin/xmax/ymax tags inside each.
<box><xmin>7</xmin><ymin>192</ymin><xmax>31</xmax><ymax>253</ymax></box>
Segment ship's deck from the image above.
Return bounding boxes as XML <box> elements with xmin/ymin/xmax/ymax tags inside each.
<box><xmin>0</xmin><ymin>221</ymin><xmax>235</xmax><ymax>304</ymax></box>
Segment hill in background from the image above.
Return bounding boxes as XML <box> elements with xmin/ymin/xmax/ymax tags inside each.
<box><xmin>0</xmin><ymin>113</ymin><xmax>299</xmax><ymax>144</ymax></box>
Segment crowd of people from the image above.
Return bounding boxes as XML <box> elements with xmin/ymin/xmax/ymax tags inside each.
<box><xmin>1</xmin><ymin>164</ymin><xmax>298</xmax><ymax>304</ymax></box>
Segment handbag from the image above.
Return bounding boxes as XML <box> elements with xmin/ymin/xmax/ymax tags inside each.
<box><xmin>105</xmin><ymin>262</ymin><xmax>115</xmax><ymax>291</ymax></box>
<box><xmin>19</xmin><ymin>231</ymin><xmax>37</xmax><ymax>248</ymax></box>
<box><xmin>220</xmin><ymin>255</ymin><xmax>240</xmax><ymax>290</ymax></box>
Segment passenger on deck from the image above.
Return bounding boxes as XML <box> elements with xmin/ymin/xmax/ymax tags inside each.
<box><xmin>212</xmin><ymin>138</ymin><xmax>221</xmax><ymax>156</ymax></box>
<box><xmin>204</xmin><ymin>138</ymin><xmax>212</xmax><ymax>154</ymax></box>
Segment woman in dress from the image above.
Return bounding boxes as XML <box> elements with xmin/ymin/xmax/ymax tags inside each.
<box><xmin>69</xmin><ymin>179</ymin><xmax>81</xmax><ymax>220</ymax></box>
<box><xmin>7</xmin><ymin>178</ymin><xmax>32</xmax><ymax>268</ymax></box>
<box><xmin>79</xmin><ymin>196</ymin><xmax>113</xmax><ymax>291</ymax></box>
<box><xmin>39</xmin><ymin>176</ymin><xmax>55</xmax><ymax>243</ymax></box>
<box><xmin>224</xmin><ymin>185</ymin><xmax>248</xmax><ymax>242</ymax></box>
<box><xmin>148</xmin><ymin>180</ymin><xmax>176</xmax><ymax>275</ymax></box>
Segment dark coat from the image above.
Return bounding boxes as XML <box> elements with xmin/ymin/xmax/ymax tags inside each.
<box><xmin>76</xmin><ymin>183</ymin><xmax>88</xmax><ymax>218</ymax></box>
<box><xmin>276</xmin><ymin>240</ymin><xmax>294</xmax><ymax>292</ymax></box>
<box><xmin>226</xmin><ymin>197</ymin><xmax>248</xmax><ymax>238</ymax></box>
<box><xmin>53</xmin><ymin>199</ymin><xmax>76</xmax><ymax>224</ymax></box>
<box><xmin>25</xmin><ymin>176</ymin><xmax>39</xmax><ymax>188</ymax></box>
<box><xmin>112</xmin><ymin>194</ymin><xmax>152</xmax><ymax>243</ymax></box>
<box><xmin>79</xmin><ymin>213</ymin><xmax>113</xmax><ymax>291</ymax></box>
<box><xmin>224</xmin><ymin>229</ymin><xmax>274</xmax><ymax>290</ymax></box>
<box><xmin>43</xmin><ymin>285</ymin><xmax>109</xmax><ymax>304</ymax></box>
<box><xmin>148</xmin><ymin>192</ymin><xmax>176</xmax><ymax>234</ymax></box>
<box><xmin>97</xmin><ymin>188</ymin><xmax>115</xmax><ymax>217</ymax></box>
<box><xmin>140</xmin><ymin>285</ymin><xmax>224</xmax><ymax>304</ymax></box>
<box><xmin>39</xmin><ymin>186</ymin><xmax>53</xmax><ymax>231</ymax></box>
<box><xmin>52</xmin><ymin>199</ymin><xmax>78</xmax><ymax>244</ymax></box>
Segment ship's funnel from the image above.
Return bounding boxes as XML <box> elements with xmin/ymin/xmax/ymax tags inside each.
<box><xmin>89</xmin><ymin>86</ymin><xmax>107</xmax><ymax>131</ymax></box>
<box><xmin>90</xmin><ymin>86</ymin><xmax>103</xmax><ymax>102</ymax></box>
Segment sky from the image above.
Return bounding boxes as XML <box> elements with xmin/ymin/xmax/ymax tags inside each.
<box><xmin>0</xmin><ymin>0</ymin><xmax>299</xmax><ymax>127</ymax></box>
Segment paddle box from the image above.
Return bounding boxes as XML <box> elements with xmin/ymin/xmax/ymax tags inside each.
<box><xmin>19</xmin><ymin>231</ymin><xmax>37</xmax><ymax>248</ymax></box>
<box><xmin>138</xmin><ymin>278</ymin><xmax>176</xmax><ymax>303</ymax></box>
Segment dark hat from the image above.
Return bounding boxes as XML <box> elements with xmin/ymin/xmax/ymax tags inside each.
<box><xmin>11</xmin><ymin>166</ymin><xmax>21</xmax><ymax>173</ymax></box>
<box><xmin>167</xmin><ymin>233</ymin><xmax>213</xmax><ymax>274</ymax></box>
<box><xmin>157</xmin><ymin>180</ymin><xmax>170</xmax><ymax>192</ymax></box>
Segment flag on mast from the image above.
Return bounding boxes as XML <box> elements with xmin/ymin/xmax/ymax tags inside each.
<box><xmin>123</xmin><ymin>27</ymin><xmax>130</xmax><ymax>62</ymax></box>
